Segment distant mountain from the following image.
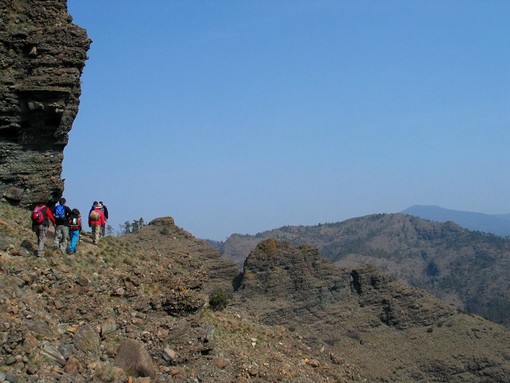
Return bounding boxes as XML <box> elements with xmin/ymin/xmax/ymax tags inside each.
<box><xmin>402</xmin><ymin>205</ymin><xmax>510</xmax><ymax>237</ymax></box>
<box><xmin>217</xmin><ymin>214</ymin><xmax>510</xmax><ymax>328</ymax></box>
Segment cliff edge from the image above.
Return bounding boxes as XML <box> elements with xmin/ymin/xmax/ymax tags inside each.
<box><xmin>0</xmin><ymin>0</ymin><xmax>91</xmax><ymax>207</ymax></box>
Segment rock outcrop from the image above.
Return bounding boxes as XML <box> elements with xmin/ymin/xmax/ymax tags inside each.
<box><xmin>218</xmin><ymin>213</ymin><xmax>510</xmax><ymax>328</ymax></box>
<box><xmin>235</xmin><ymin>239</ymin><xmax>510</xmax><ymax>382</ymax></box>
<box><xmin>0</xmin><ymin>0</ymin><xmax>90</xmax><ymax>207</ymax></box>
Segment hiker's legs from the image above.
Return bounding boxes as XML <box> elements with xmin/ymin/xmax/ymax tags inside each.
<box><xmin>54</xmin><ymin>225</ymin><xmax>64</xmax><ymax>247</ymax></box>
<box><xmin>92</xmin><ymin>224</ymin><xmax>101</xmax><ymax>244</ymax></box>
<box><xmin>69</xmin><ymin>230</ymin><xmax>79</xmax><ymax>252</ymax></box>
<box><xmin>36</xmin><ymin>225</ymin><xmax>48</xmax><ymax>257</ymax></box>
<box><xmin>59</xmin><ymin>226</ymin><xmax>69</xmax><ymax>253</ymax></box>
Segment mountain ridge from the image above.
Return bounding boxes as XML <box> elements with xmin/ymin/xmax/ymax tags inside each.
<box><xmin>214</xmin><ymin>213</ymin><xmax>510</xmax><ymax>328</ymax></box>
<box><xmin>402</xmin><ymin>205</ymin><xmax>510</xmax><ymax>237</ymax></box>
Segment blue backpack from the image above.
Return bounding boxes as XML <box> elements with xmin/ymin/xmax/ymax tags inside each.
<box><xmin>55</xmin><ymin>204</ymin><xmax>66</xmax><ymax>220</ymax></box>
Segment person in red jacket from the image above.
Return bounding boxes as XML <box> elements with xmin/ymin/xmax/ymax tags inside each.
<box><xmin>88</xmin><ymin>202</ymin><xmax>105</xmax><ymax>245</ymax></box>
<box><xmin>31</xmin><ymin>202</ymin><xmax>56</xmax><ymax>257</ymax></box>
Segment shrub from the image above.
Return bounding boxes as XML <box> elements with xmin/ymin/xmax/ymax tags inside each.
<box><xmin>160</xmin><ymin>226</ymin><xmax>170</xmax><ymax>235</ymax></box>
<box><xmin>209</xmin><ymin>290</ymin><xmax>229</xmax><ymax>311</ymax></box>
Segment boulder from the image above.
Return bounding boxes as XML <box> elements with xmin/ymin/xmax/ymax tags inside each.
<box><xmin>113</xmin><ymin>339</ymin><xmax>156</xmax><ymax>378</ymax></box>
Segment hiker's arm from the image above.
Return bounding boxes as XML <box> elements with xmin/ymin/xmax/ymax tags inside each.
<box><xmin>47</xmin><ymin>209</ymin><xmax>56</xmax><ymax>226</ymax></box>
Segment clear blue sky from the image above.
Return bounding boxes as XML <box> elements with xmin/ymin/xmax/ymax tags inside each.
<box><xmin>64</xmin><ymin>0</ymin><xmax>509</xmax><ymax>240</ymax></box>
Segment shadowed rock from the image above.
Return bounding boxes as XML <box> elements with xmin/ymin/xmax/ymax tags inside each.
<box><xmin>0</xmin><ymin>0</ymin><xmax>91</xmax><ymax>207</ymax></box>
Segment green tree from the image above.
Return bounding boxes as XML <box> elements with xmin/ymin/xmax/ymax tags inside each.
<box><xmin>122</xmin><ymin>221</ymin><xmax>132</xmax><ymax>234</ymax></box>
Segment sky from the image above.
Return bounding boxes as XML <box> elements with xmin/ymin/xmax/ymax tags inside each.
<box><xmin>64</xmin><ymin>0</ymin><xmax>510</xmax><ymax>240</ymax></box>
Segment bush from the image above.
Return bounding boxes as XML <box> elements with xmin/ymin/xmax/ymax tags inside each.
<box><xmin>209</xmin><ymin>290</ymin><xmax>229</xmax><ymax>311</ymax></box>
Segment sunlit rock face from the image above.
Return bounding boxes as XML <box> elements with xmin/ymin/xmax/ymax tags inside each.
<box><xmin>0</xmin><ymin>0</ymin><xmax>90</xmax><ymax>206</ymax></box>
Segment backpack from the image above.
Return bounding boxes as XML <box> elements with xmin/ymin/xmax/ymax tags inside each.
<box><xmin>31</xmin><ymin>206</ymin><xmax>45</xmax><ymax>224</ymax></box>
<box><xmin>55</xmin><ymin>204</ymin><xmax>66</xmax><ymax>220</ymax></box>
<box><xmin>69</xmin><ymin>216</ymin><xmax>81</xmax><ymax>231</ymax></box>
<box><xmin>89</xmin><ymin>210</ymin><xmax>101</xmax><ymax>221</ymax></box>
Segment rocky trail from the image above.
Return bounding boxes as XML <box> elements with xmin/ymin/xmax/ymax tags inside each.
<box><xmin>0</xmin><ymin>204</ymin><xmax>361</xmax><ymax>383</ymax></box>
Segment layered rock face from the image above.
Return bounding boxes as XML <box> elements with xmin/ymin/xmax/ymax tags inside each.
<box><xmin>236</xmin><ymin>239</ymin><xmax>510</xmax><ymax>382</ymax></box>
<box><xmin>0</xmin><ymin>0</ymin><xmax>90</xmax><ymax>207</ymax></box>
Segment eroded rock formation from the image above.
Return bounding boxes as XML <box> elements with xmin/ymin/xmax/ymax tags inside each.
<box><xmin>235</xmin><ymin>239</ymin><xmax>510</xmax><ymax>381</ymax></box>
<box><xmin>0</xmin><ymin>0</ymin><xmax>90</xmax><ymax>207</ymax></box>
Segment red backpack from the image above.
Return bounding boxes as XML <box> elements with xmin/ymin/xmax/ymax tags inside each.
<box><xmin>31</xmin><ymin>205</ymin><xmax>46</xmax><ymax>224</ymax></box>
<box><xmin>69</xmin><ymin>216</ymin><xmax>81</xmax><ymax>231</ymax></box>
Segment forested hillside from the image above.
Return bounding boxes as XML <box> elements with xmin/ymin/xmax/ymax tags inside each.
<box><xmin>217</xmin><ymin>213</ymin><xmax>510</xmax><ymax>327</ymax></box>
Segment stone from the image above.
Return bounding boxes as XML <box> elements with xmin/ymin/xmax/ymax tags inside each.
<box><xmin>76</xmin><ymin>275</ymin><xmax>89</xmax><ymax>287</ymax></box>
<box><xmin>7</xmin><ymin>248</ymin><xmax>21</xmax><ymax>256</ymax></box>
<box><xmin>63</xmin><ymin>356</ymin><xmax>82</xmax><ymax>375</ymax></box>
<box><xmin>114</xmin><ymin>338</ymin><xmax>156</xmax><ymax>378</ymax></box>
<box><xmin>162</xmin><ymin>347</ymin><xmax>177</xmax><ymax>364</ymax></box>
<box><xmin>29</xmin><ymin>319</ymin><xmax>53</xmax><ymax>339</ymax></box>
<box><xmin>0</xmin><ymin>237</ymin><xmax>14</xmax><ymax>251</ymax></box>
<box><xmin>100</xmin><ymin>318</ymin><xmax>118</xmax><ymax>337</ymax></box>
<box><xmin>20</xmin><ymin>239</ymin><xmax>34</xmax><ymax>251</ymax></box>
<box><xmin>26</xmin><ymin>364</ymin><xmax>38</xmax><ymax>375</ymax></box>
<box><xmin>73</xmin><ymin>324</ymin><xmax>100</xmax><ymax>356</ymax></box>
<box><xmin>304</xmin><ymin>358</ymin><xmax>320</xmax><ymax>368</ymax></box>
<box><xmin>5</xmin><ymin>356</ymin><xmax>16</xmax><ymax>365</ymax></box>
<box><xmin>0</xmin><ymin>332</ymin><xmax>8</xmax><ymax>345</ymax></box>
<box><xmin>247</xmin><ymin>366</ymin><xmax>259</xmax><ymax>377</ymax></box>
<box><xmin>213</xmin><ymin>357</ymin><xmax>229</xmax><ymax>369</ymax></box>
<box><xmin>40</xmin><ymin>343</ymin><xmax>66</xmax><ymax>366</ymax></box>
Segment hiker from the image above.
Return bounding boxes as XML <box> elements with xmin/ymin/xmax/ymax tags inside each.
<box><xmin>52</xmin><ymin>197</ymin><xmax>72</xmax><ymax>254</ymax></box>
<box><xmin>67</xmin><ymin>208</ymin><xmax>82</xmax><ymax>254</ymax></box>
<box><xmin>88</xmin><ymin>202</ymin><xmax>105</xmax><ymax>245</ymax></box>
<box><xmin>31</xmin><ymin>202</ymin><xmax>56</xmax><ymax>257</ymax></box>
<box><xmin>89</xmin><ymin>201</ymin><xmax>98</xmax><ymax>215</ymax></box>
<box><xmin>88</xmin><ymin>200</ymin><xmax>98</xmax><ymax>234</ymax></box>
<box><xmin>99</xmin><ymin>201</ymin><xmax>109</xmax><ymax>236</ymax></box>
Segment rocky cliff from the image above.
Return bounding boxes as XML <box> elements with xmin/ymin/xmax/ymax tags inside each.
<box><xmin>0</xmin><ymin>0</ymin><xmax>90</xmax><ymax>207</ymax></box>
<box><xmin>235</xmin><ymin>239</ymin><xmax>510</xmax><ymax>382</ymax></box>
<box><xmin>218</xmin><ymin>214</ymin><xmax>510</xmax><ymax>328</ymax></box>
